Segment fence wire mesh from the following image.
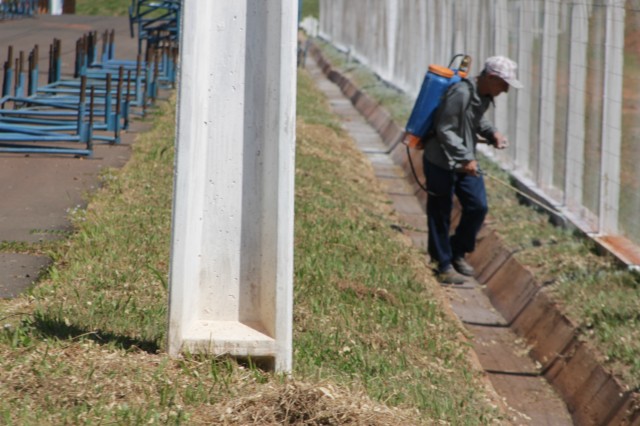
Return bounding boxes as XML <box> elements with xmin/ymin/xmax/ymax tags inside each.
<box><xmin>318</xmin><ymin>0</ymin><xmax>640</xmax><ymax>248</ymax></box>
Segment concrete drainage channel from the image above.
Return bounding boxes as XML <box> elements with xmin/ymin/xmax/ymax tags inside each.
<box><xmin>307</xmin><ymin>42</ymin><xmax>640</xmax><ymax>425</ymax></box>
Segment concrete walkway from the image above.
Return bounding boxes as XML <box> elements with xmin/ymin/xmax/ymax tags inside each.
<box><xmin>306</xmin><ymin>56</ymin><xmax>573</xmax><ymax>425</ymax></box>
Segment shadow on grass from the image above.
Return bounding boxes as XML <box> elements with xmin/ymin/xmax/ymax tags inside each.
<box><xmin>32</xmin><ymin>313</ymin><xmax>160</xmax><ymax>354</ymax></box>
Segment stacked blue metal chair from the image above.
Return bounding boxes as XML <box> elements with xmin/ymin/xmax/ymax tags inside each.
<box><xmin>0</xmin><ymin>40</ymin><xmax>98</xmax><ymax>156</ymax></box>
<box><xmin>0</xmin><ymin>1</ymin><xmax>180</xmax><ymax>157</ymax></box>
<box><xmin>0</xmin><ymin>0</ymin><xmax>37</xmax><ymax>20</ymax></box>
<box><xmin>129</xmin><ymin>0</ymin><xmax>180</xmax><ymax>57</ymax></box>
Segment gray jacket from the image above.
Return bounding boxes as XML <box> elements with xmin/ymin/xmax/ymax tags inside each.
<box><xmin>423</xmin><ymin>78</ymin><xmax>496</xmax><ymax>171</ymax></box>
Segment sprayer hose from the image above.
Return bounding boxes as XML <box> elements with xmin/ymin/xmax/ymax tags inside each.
<box><xmin>405</xmin><ymin>142</ymin><xmax>561</xmax><ymax>216</ymax></box>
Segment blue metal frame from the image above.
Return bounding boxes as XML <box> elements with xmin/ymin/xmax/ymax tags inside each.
<box><xmin>0</xmin><ymin>1</ymin><xmax>181</xmax><ymax>157</ymax></box>
<box><xmin>0</xmin><ymin>0</ymin><xmax>37</xmax><ymax>20</ymax></box>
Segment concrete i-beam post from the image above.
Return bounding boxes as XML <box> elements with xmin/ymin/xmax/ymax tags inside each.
<box><xmin>168</xmin><ymin>1</ymin><xmax>297</xmax><ymax>372</ymax></box>
<box><xmin>49</xmin><ymin>0</ymin><xmax>63</xmax><ymax>15</ymax></box>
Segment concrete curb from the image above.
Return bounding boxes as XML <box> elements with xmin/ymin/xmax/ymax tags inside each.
<box><xmin>308</xmin><ymin>42</ymin><xmax>640</xmax><ymax>425</ymax></box>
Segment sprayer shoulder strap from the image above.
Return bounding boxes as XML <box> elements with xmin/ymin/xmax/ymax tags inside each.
<box><xmin>455</xmin><ymin>78</ymin><xmax>475</xmax><ymax>113</ymax></box>
<box><xmin>432</xmin><ymin>78</ymin><xmax>474</xmax><ymax>131</ymax></box>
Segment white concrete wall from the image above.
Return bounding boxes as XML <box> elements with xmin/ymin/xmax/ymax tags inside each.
<box><xmin>169</xmin><ymin>0</ymin><xmax>297</xmax><ymax>372</ymax></box>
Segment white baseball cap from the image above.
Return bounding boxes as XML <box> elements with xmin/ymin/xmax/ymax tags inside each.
<box><xmin>484</xmin><ymin>56</ymin><xmax>523</xmax><ymax>89</ymax></box>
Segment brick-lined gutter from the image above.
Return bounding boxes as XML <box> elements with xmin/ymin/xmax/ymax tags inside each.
<box><xmin>308</xmin><ymin>41</ymin><xmax>640</xmax><ymax>426</ymax></box>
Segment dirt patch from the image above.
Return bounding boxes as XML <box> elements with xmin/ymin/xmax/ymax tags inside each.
<box><xmin>194</xmin><ymin>380</ymin><xmax>418</xmax><ymax>425</ymax></box>
<box><xmin>337</xmin><ymin>280</ymin><xmax>398</xmax><ymax>306</ymax></box>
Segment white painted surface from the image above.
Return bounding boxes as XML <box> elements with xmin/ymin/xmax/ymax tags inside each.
<box><xmin>50</xmin><ymin>0</ymin><xmax>63</xmax><ymax>15</ymax></box>
<box><xmin>169</xmin><ymin>0</ymin><xmax>297</xmax><ymax>372</ymax></box>
<box><xmin>492</xmin><ymin>0</ymin><xmax>510</xmax><ymax>165</ymax></box>
<box><xmin>565</xmin><ymin>1</ymin><xmax>588</xmax><ymax>211</ymax></box>
<box><xmin>515</xmin><ymin>1</ymin><xmax>532</xmax><ymax>175</ymax></box>
<box><xmin>598</xmin><ymin>1</ymin><xmax>624</xmax><ymax>235</ymax></box>
<box><xmin>538</xmin><ymin>0</ymin><xmax>559</xmax><ymax>190</ymax></box>
<box><xmin>300</xmin><ymin>17</ymin><xmax>319</xmax><ymax>38</ymax></box>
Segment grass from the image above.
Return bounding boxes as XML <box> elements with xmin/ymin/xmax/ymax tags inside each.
<box><xmin>312</xmin><ymin>38</ymin><xmax>640</xmax><ymax>389</ymax></box>
<box><xmin>0</xmin><ymin>62</ymin><xmax>504</xmax><ymax>425</ymax></box>
<box><xmin>295</xmin><ymin>73</ymin><xmax>501</xmax><ymax>422</ymax></box>
<box><xmin>301</xmin><ymin>0</ymin><xmax>319</xmax><ymax>19</ymax></box>
<box><xmin>317</xmin><ymin>40</ymin><xmax>413</xmax><ymax>125</ymax></box>
<box><xmin>75</xmin><ymin>0</ymin><xmax>130</xmax><ymax>17</ymax></box>
<box><xmin>75</xmin><ymin>0</ymin><xmax>319</xmax><ymax>20</ymax></box>
<box><xmin>0</xmin><ymin>3</ymin><xmax>503</xmax><ymax>423</ymax></box>
<box><xmin>481</xmin><ymin>160</ymin><xmax>640</xmax><ymax>387</ymax></box>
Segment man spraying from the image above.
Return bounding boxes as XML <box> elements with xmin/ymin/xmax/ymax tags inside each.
<box><xmin>422</xmin><ymin>56</ymin><xmax>523</xmax><ymax>284</ymax></box>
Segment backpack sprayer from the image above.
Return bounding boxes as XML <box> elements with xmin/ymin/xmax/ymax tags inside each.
<box><xmin>402</xmin><ymin>54</ymin><xmax>472</xmax><ymax>191</ymax></box>
<box><xmin>404</xmin><ymin>54</ymin><xmax>472</xmax><ymax>149</ymax></box>
<box><xmin>401</xmin><ymin>56</ymin><xmax>563</xmax><ymax>217</ymax></box>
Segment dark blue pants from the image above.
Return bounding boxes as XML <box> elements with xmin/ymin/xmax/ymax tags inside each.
<box><xmin>424</xmin><ymin>161</ymin><xmax>488</xmax><ymax>273</ymax></box>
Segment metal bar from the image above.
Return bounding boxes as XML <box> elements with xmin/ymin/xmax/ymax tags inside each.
<box><xmin>2</xmin><ymin>46</ymin><xmax>13</xmax><ymax>99</ymax></box>
<box><xmin>54</xmin><ymin>38</ymin><xmax>61</xmax><ymax>83</ymax></box>
<box><xmin>28</xmin><ymin>45</ymin><xmax>38</xmax><ymax>96</ymax></box>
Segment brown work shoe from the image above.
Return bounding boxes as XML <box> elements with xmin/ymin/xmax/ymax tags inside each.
<box><xmin>438</xmin><ymin>266</ymin><xmax>465</xmax><ymax>285</ymax></box>
<box><xmin>452</xmin><ymin>257</ymin><xmax>475</xmax><ymax>277</ymax></box>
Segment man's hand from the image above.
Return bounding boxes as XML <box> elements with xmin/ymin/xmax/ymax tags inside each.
<box><xmin>460</xmin><ymin>160</ymin><xmax>479</xmax><ymax>176</ymax></box>
<box><xmin>493</xmin><ymin>131</ymin><xmax>509</xmax><ymax>149</ymax></box>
